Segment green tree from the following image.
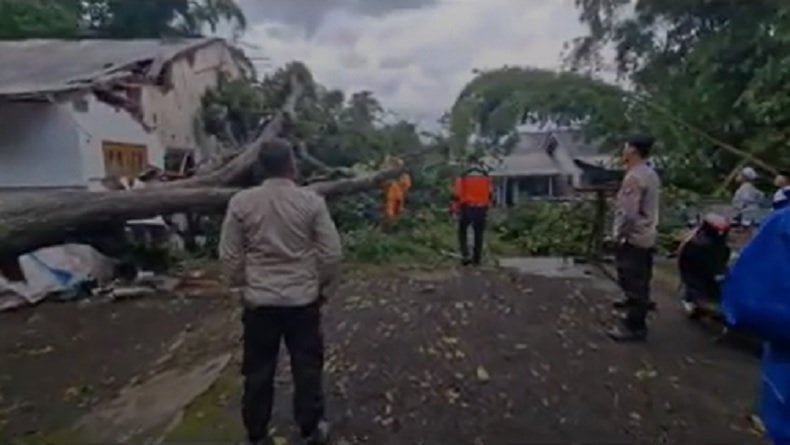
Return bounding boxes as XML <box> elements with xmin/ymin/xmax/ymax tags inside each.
<box><xmin>0</xmin><ymin>0</ymin><xmax>246</xmax><ymax>39</ymax></box>
<box><xmin>86</xmin><ymin>0</ymin><xmax>246</xmax><ymax>38</ymax></box>
<box><xmin>449</xmin><ymin>67</ymin><xmax>631</xmax><ymax>157</ymax></box>
<box><xmin>0</xmin><ymin>0</ymin><xmax>80</xmax><ymax>38</ymax></box>
<box><xmin>569</xmin><ymin>0</ymin><xmax>790</xmax><ymax>189</ymax></box>
<box><xmin>201</xmin><ymin>62</ymin><xmax>425</xmax><ymax>170</ymax></box>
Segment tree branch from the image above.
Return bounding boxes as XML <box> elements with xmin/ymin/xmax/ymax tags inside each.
<box><xmin>164</xmin><ymin>73</ymin><xmax>305</xmax><ymax>188</ymax></box>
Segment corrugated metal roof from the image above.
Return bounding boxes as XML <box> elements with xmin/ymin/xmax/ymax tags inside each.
<box><xmin>487</xmin><ymin>153</ymin><xmax>618</xmax><ymax>177</ymax></box>
<box><xmin>511</xmin><ymin>129</ymin><xmax>601</xmax><ymax>156</ymax></box>
<box><xmin>0</xmin><ymin>38</ymin><xmax>220</xmax><ymax>97</ymax></box>
<box><xmin>487</xmin><ymin>152</ymin><xmax>563</xmax><ymax>177</ymax></box>
<box><xmin>489</xmin><ymin>129</ymin><xmax>613</xmax><ymax>177</ymax></box>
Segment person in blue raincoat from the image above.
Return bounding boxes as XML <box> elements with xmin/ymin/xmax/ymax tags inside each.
<box><xmin>722</xmin><ymin>208</ymin><xmax>790</xmax><ymax>444</ymax></box>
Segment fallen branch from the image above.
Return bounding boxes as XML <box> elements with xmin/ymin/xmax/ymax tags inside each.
<box><xmin>295</xmin><ymin>141</ymin><xmax>355</xmax><ymax>178</ymax></box>
<box><xmin>163</xmin><ymin>73</ymin><xmax>305</xmax><ymax>188</ymax></box>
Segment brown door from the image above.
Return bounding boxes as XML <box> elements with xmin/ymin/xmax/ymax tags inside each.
<box><xmin>102</xmin><ymin>142</ymin><xmax>148</xmax><ymax>178</ymax></box>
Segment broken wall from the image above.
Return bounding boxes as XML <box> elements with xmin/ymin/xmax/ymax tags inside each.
<box><xmin>140</xmin><ymin>41</ymin><xmax>245</xmax><ymax>161</ymax></box>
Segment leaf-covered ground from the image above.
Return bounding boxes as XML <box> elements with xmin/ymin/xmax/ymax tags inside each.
<box><xmin>0</xmin><ymin>264</ymin><xmax>764</xmax><ymax>444</ymax></box>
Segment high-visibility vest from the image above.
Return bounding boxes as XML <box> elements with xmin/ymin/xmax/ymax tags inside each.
<box><xmin>453</xmin><ymin>167</ymin><xmax>492</xmax><ymax>209</ymax></box>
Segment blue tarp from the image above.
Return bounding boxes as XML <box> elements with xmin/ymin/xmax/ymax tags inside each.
<box><xmin>722</xmin><ymin>208</ymin><xmax>790</xmax><ymax>444</ymax></box>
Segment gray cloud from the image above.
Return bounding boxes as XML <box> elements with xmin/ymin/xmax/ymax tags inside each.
<box><xmin>379</xmin><ymin>56</ymin><xmax>411</xmax><ymax>70</ymax></box>
<box><xmin>339</xmin><ymin>51</ymin><xmax>368</xmax><ymax>69</ymax></box>
<box><xmin>238</xmin><ymin>0</ymin><xmax>438</xmax><ymax>35</ymax></box>
<box><xmin>242</xmin><ymin>0</ymin><xmax>587</xmax><ymax>128</ymax></box>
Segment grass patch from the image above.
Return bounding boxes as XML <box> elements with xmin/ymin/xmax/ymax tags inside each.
<box><xmin>164</xmin><ymin>367</ymin><xmax>245</xmax><ymax>443</ymax></box>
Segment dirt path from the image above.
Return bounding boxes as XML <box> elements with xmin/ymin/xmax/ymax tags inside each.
<box><xmin>0</xmin><ymin>263</ymin><xmax>764</xmax><ymax>444</ymax></box>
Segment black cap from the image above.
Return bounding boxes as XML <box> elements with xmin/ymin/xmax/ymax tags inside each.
<box><xmin>625</xmin><ymin>134</ymin><xmax>655</xmax><ymax>158</ymax></box>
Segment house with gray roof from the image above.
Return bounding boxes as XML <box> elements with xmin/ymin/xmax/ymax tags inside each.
<box><xmin>0</xmin><ymin>38</ymin><xmax>250</xmax><ymax>191</ymax></box>
<box><xmin>486</xmin><ymin>129</ymin><xmax>617</xmax><ymax>205</ymax></box>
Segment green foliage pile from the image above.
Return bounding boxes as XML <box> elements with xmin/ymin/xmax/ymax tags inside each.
<box><xmin>490</xmin><ymin>203</ymin><xmax>593</xmax><ymax>258</ymax></box>
<box><xmin>342</xmin><ymin>192</ymin><xmax>698</xmax><ymax>265</ymax></box>
<box><xmin>342</xmin><ymin>201</ymin><xmax>592</xmax><ymax>265</ymax></box>
<box><xmin>342</xmin><ymin>210</ymin><xmax>458</xmax><ymax>265</ymax></box>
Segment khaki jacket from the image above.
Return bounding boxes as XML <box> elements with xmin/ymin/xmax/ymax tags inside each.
<box><xmin>219</xmin><ymin>178</ymin><xmax>342</xmax><ymax>307</ymax></box>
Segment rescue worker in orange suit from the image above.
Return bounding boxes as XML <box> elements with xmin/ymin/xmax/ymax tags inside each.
<box><xmin>452</xmin><ymin>159</ymin><xmax>493</xmax><ymax>266</ymax></box>
<box><xmin>383</xmin><ymin>156</ymin><xmax>412</xmax><ymax>223</ymax></box>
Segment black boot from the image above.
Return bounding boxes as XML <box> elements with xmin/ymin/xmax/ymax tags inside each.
<box><xmin>607</xmin><ymin>324</ymin><xmax>647</xmax><ymax>343</ymax></box>
<box><xmin>612</xmin><ymin>299</ymin><xmax>657</xmax><ymax>311</ymax></box>
<box><xmin>303</xmin><ymin>420</ymin><xmax>330</xmax><ymax>445</ymax></box>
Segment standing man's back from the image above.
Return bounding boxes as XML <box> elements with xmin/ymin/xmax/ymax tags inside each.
<box><xmin>220</xmin><ymin>139</ymin><xmax>341</xmax><ymax>445</ymax></box>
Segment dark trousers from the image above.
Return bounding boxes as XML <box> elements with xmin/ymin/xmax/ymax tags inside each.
<box><xmin>615</xmin><ymin>244</ymin><xmax>654</xmax><ymax>331</ymax></box>
<box><xmin>681</xmin><ymin>273</ymin><xmax>718</xmax><ymax>304</ymax></box>
<box><xmin>459</xmin><ymin>205</ymin><xmax>488</xmax><ymax>264</ymax></box>
<box><xmin>242</xmin><ymin>302</ymin><xmax>325</xmax><ymax>441</ymax></box>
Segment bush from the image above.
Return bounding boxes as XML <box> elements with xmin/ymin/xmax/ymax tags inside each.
<box><xmin>490</xmin><ymin>201</ymin><xmax>593</xmax><ymax>257</ymax></box>
<box><xmin>343</xmin><ymin>209</ymin><xmax>456</xmax><ymax>264</ymax></box>
<box><xmin>344</xmin><ymin>202</ymin><xmax>596</xmax><ymax>264</ymax></box>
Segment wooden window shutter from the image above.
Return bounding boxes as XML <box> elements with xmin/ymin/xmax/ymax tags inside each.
<box><xmin>102</xmin><ymin>142</ymin><xmax>149</xmax><ymax>178</ymax></box>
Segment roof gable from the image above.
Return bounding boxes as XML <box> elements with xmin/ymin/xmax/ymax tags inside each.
<box><xmin>0</xmin><ymin>38</ymin><xmax>231</xmax><ymax>98</ymax></box>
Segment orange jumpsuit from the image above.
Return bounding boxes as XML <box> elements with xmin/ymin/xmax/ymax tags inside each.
<box><xmin>384</xmin><ymin>173</ymin><xmax>412</xmax><ymax>221</ymax></box>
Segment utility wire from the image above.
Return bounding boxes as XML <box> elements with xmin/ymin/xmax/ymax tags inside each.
<box><xmin>627</xmin><ymin>92</ymin><xmax>777</xmax><ymax>176</ymax></box>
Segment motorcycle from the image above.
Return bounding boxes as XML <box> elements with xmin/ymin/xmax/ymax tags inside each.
<box><xmin>676</xmin><ymin>213</ymin><xmax>732</xmax><ymax>319</ymax></box>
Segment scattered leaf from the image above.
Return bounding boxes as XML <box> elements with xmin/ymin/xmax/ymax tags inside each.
<box><xmin>635</xmin><ymin>368</ymin><xmax>659</xmax><ymax>381</ymax></box>
<box><xmin>442</xmin><ymin>337</ymin><xmax>459</xmax><ymax>345</ymax></box>
<box><xmin>28</xmin><ymin>346</ymin><xmax>54</xmax><ymax>356</ymax></box>
<box><xmin>476</xmin><ymin>366</ymin><xmax>491</xmax><ymax>383</ymax></box>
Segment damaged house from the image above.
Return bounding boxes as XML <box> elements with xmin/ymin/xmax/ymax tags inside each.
<box><xmin>0</xmin><ymin>38</ymin><xmax>251</xmax><ymax>191</ymax></box>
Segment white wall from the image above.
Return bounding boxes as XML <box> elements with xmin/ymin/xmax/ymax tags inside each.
<box><xmin>67</xmin><ymin>94</ymin><xmax>164</xmax><ymax>191</ymax></box>
<box><xmin>141</xmin><ymin>42</ymin><xmax>244</xmax><ymax>159</ymax></box>
<box><xmin>0</xmin><ymin>101</ymin><xmax>81</xmax><ymax>188</ymax></box>
<box><xmin>0</xmin><ymin>41</ymin><xmax>242</xmax><ymax>191</ymax></box>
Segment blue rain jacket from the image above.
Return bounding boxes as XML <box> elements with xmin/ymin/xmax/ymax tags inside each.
<box><xmin>723</xmin><ymin>208</ymin><xmax>790</xmax><ymax>443</ymax></box>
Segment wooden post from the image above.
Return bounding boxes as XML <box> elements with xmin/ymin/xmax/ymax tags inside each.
<box><xmin>575</xmin><ymin>185</ymin><xmax>617</xmax><ymax>264</ymax></box>
<box><xmin>589</xmin><ymin>189</ymin><xmax>607</xmax><ymax>261</ymax></box>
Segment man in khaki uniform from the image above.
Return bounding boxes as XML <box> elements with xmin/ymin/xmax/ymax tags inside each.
<box><xmin>608</xmin><ymin>135</ymin><xmax>661</xmax><ymax>342</ymax></box>
<box><xmin>220</xmin><ymin>139</ymin><xmax>342</xmax><ymax>445</ymax></box>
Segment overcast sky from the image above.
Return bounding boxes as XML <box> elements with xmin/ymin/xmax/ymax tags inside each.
<box><xmin>237</xmin><ymin>0</ymin><xmax>587</xmax><ymax>127</ymax></box>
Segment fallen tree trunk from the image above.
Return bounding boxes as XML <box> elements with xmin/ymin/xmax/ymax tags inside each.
<box><xmin>0</xmin><ymin>167</ymin><xmax>406</xmax><ymax>258</ymax></box>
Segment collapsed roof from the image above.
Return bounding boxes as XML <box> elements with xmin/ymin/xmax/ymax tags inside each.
<box><xmin>0</xmin><ymin>38</ymin><xmax>245</xmax><ymax>100</ymax></box>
